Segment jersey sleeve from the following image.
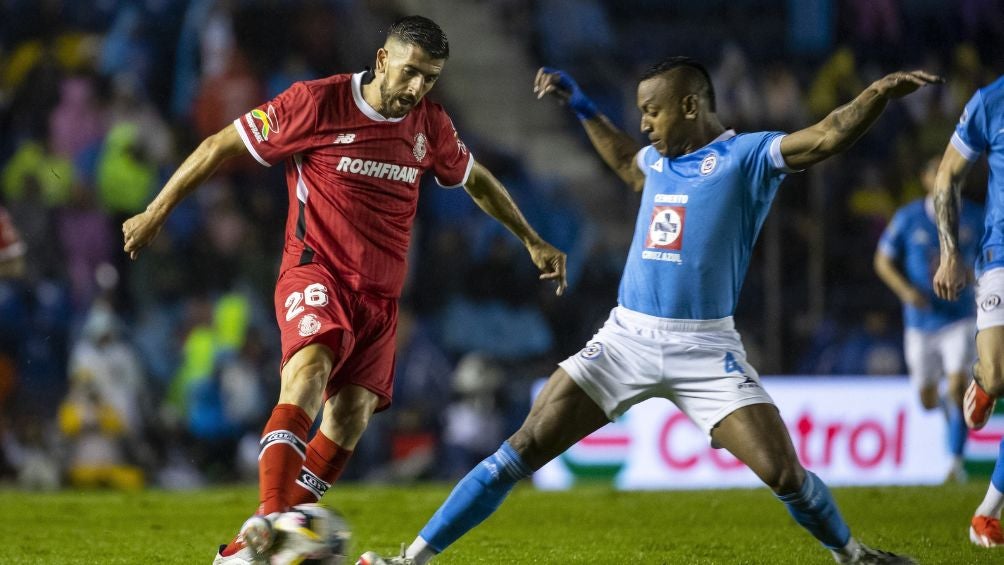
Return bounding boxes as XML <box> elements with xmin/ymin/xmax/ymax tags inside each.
<box><xmin>877</xmin><ymin>209</ymin><xmax>905</xmax><ymax>260</ymax></box>
<box><xmin>952</xmin><ymin>89</ymin><xmax>988</xmax><ymax>162</ymax></box>
<box><xmin>233</xmin><ymin>82</ymin><xmax>318</xmax><ymax>167</ymax></box>
<box><xmin>635</xmin><ymin>145</ymin><xmax>658</xmax><ymax>176</ymax></box>
<box><xmin>429</xmin><ymin>107</ymin><xmax>474</xmax><ymax>188</ymax></box>
<box><xmin>743</xmin><ymin>131</ymin><xmax>795</xmax><ymax>203</ymax></box>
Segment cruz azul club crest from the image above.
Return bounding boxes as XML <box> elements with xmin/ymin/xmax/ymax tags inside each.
<box><xmin>413</xmin><ymin>133</ymin><xmax>428</xmax><ymax>162</ymax></box>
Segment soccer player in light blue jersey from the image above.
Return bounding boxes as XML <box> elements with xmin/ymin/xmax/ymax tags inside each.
<box><xmin>932</xmin><ymin>74</ymin><xmax>1004</xmax><ymax>548</ymax></box>
<box><xmin>874</xmin><ymin>156</ymin><xmax>983</xmax><ymax>483</ymax></box>
<box><xmin>359</xmin><ymin>59</ymin><xmax>940</xmax><ymax>565</ymax></box>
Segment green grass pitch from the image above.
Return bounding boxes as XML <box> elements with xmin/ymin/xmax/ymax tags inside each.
<box><xmin>0</xmin><ymin>482</ymin><xmax>998</xmax><ymax>564</ymax></box>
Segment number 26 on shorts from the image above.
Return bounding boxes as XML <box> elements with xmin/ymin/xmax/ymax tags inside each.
<box><xmin>284</xmin><ymin>283</ymin><xmax>329</xmax><ymax>321</ymax></box>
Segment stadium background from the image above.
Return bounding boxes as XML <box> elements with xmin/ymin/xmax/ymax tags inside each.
<box><xmin>0</xmin><ymin>0</ymin><xmax>1002</xmax><ymax>493</ymax></box>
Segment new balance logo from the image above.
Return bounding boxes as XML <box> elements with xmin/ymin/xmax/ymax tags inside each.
<box><xmin>332</xmin><ymin>133</ymin><xmax>356</xmax><ymax>144</ymax></box>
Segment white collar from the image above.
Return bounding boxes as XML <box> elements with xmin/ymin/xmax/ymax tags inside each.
<box><xmin>711</xmin><ymin>129</ymin><xmax>737</xmax><ymax>144</ymax></box>
<box><xmin>351</xmin><ymin>72</ymin><xmax>405</xmax><ymax>123</ymax></box>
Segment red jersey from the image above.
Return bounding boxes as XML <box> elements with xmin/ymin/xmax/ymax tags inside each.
<box><xmin>233</xmin><ymin>71</ymin><xmax>473</xmax><ymax>298</ymax></box>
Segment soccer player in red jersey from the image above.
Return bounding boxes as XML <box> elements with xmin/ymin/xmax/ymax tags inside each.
<box><xmin>122</xmin><ymin>15</ymin><xmax>566</xmax><ymax>565</ymax></box>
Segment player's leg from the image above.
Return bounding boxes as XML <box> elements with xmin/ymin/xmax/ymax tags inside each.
<box><xmin>943</xmin><ymin>367</ymin><xmax>970</xmax><ymax>482</ymax></box>
<box><xmin>361</xmin><ymin>367</ymin><xmax>610</xmax><ymax>565</ymax></box>
<box><xmin>286</xmin><ymin>385</ymin><xmax>380</xmax><ymax>505</ymax></box>
<box><xmin>217</xmin><ymin>267</ymin><xmax>354</xmax><ymax>562</ymax></box>
<box><xmin>256</xmin><ymin>343</ymin><xmax>336</xmax><ymax>513</ymax></box>
<box><xmin>712</xmin><ymin>404</ymin><xmax>912</xmax><ymax>563</ymax></box>
<box><xmin>288</xmin><ymin>293</ymin><xmax>397</xmax><ymax>507</ymax></box>
<box><xmin>967</xmin><ymin>268</ymin><xmax>1004</xmax><ymax>428</ymax></box>
<box><xmin>941</xmin><ymin>320</ymin><xmax>976</xmax><ymax>482</ymax></box>
<box><xmin>903</xmin><ymin>328</ymin><xmax>940</xmax><ymax>410</ymax></box>
<box><xmin>970</xmin><ymin>328</ymin><xmax>1004</xmax><ymax>546</ymax></box>
<box><xmin>969</xmin><ymin>327</ymin><xmax>1004</xmax><ymax>425</ymax></box>
<box><xmin>711</xmin><ymin>404</ymin><xmax>842</xmax><ymax>546</ymax></box>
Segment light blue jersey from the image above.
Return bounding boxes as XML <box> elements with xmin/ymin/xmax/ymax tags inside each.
<box><xmin>618</xmin><ymin>130</ymin><xmax>793</xmax><ymax>319</ymax></box>
<box><xmin>952</xmin><ymin>74</ymin><xmax>1004</xmax><ymax>276</ymax></box>
<box><xmin>878</xmin><ymin>198</ymin><xmax>983</xmax><ymax>331</ymax></box>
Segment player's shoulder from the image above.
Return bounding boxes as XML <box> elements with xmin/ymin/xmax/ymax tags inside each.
<box><xmin>416</xmin><ymin>97</ymin><xmax>453</xmax><ymax>126</ymax></box>
<box><xmin>296</xmin><ymin>73</ymin><xmax>353</xmax><ymax>97</ymax></box>
<box><xmin>727</xmin><ymin>130</ymin><xmax>785</xmax><ymax>152</ymax></box>
<box><xmin>979</xmin><ymin>74</ymin><xmax>1004</xmax><ymax>97</ymax></box>
<box><xmin>900</xmin><ymin>198</ymin><xmax>927</xmax><ymax>217</ymax></box>
<box><xmin>969</xmin><ymin>74</ymin><xmax>1004</xmax><ymax>118</ymax></box>
<box><xmin>886</xmin><ymin>198</ymin><xmax>923</xmax><ymax>227</ymax></box>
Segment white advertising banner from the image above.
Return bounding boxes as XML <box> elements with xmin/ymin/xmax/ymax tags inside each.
<box><xmin>533</xmin><ymin>377</ymin><xmax>955</xmax><ymax>490</ymax></box>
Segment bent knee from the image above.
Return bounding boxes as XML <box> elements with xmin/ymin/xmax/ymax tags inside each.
<box><xmin>976</xmin><ymin>358</ymin><xmax>1004</xmax><ymax>396</ymax></box>
<box><xmin>284</xmin><ymin>360</ymin><xmax>331</xmax><ymax>391</ymax></box>
<box><xmin>327</xmin><ymin>403</ymin><xmax>372</xmax><ymax>439</ymax></box>
<box><xmin>764</xmin><ymin>463</ymin><xmax>806</xmax><ymax>495</ymax></box>
<box><xmin>919</xmin><ymin>386</ymin><xmax>940</xmax><ymax>410</ymax></box>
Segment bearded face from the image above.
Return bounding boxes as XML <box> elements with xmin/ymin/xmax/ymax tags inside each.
<box><xmin>371</xmin><ymin>39</ymin><xmax>444</xmax><ymax>119</ymax></box>
<box><xmin>379</xmin><ymin>74</ymin><xmax>419</xmax><ymax>118</ymax></box>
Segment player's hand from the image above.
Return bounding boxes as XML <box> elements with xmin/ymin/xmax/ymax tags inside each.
<box><xmin>933</xmin><ymin>253</ymin><xmax>969</xmax><ymax>301</ymax></box>
<box><xmin>122</xmin><ymin>210</ymin><xmax>164</xmax><ymax>260</ymax></box>
<box><xmin>872</xmin><ymin>70</ymin><xmax>944</xmax><ymax>99</ymax></box>
<box><xmin>533</xmin><ymin>67</ymin><xmax>598</xmax><ymax>119</ymax></box>
<box><xmin>527</xmin><ymin>240</ymin><xmax>567</xmax><ymax>296</ymax></box>
<box><xmin>899</xmin><ymin>287</ymin><xmax>929</xmax><ymax>309</ymax></box>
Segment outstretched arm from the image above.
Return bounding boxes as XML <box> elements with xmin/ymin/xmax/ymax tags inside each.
<box><xmin>933</xmin><ymin>144</ymin><xmax>977</xmax><ymax>300</ymax></box>
<box><xmin>533</xmin><ymin>68</ymin><xmax>645</xmax><ymax>191</ymax></box>
<box><xmin>463</xmin><ymin>160</ymin><xmax>567</xmax><ymax>295</ymax></box>
<box><xmin>123</xmin><ymin>124</ymin><xmax>247</xmax><ymax>258</ymax></box>
<box><xmin>780</xmin><ymin>71</ymin><xmax>942</xmax><ymax>170</ymax></box>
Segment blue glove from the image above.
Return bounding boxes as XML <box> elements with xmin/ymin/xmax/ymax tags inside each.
<box><xmin>540</xmin><ymin>67</ymin><xmax>598</xmax><ymax>120</ymax></box>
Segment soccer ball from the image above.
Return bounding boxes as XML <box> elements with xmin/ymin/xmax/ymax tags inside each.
<box><xmin>269</xmin><ymin>503</ymin><xmax>351</xmax><ymax>565</ymax></box>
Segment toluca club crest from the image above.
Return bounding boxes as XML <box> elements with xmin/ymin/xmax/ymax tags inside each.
<box><xmin>298</xmin><ymin>313</ymin><xmax>321</xmax><ymax>336</ymax></box>
<box><xmin>413</xmin><ymin>132</ymin><xmax>427</xmax><ymax>162</ymax></box>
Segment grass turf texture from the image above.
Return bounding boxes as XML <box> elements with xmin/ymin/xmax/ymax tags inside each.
<box><xmin>0</xmin><ymin>482</ymin><xmax>997</xmax><ymax>564</ymax></box>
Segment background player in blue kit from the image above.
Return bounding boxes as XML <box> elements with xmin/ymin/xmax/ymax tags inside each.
<box><xmin>874</xmin><ymin>156</ymin><xmax>983</xmax><ymax>483</ymax></box>
<box><xmin>933</xmin><ymin>74</ymin><xmax>1004</xmax><ymax>548</ymax></box>
<box><xmin>359</xmin><ymin>58</ymin><xmax>940</xmax><ymax>565</ymax></box>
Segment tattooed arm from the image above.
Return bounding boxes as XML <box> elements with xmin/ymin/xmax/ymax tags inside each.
<box><xmin>933</xmin><ymin>144</ymin><xmax>977</xmax><ymax>301</ymax></box>
<box><xmin>780</xmin><ymin>71</ymin><xmax>942</xmax><ymax>170</ymax></box>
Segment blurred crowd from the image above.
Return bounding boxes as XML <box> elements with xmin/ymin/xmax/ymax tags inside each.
<box><xmin>0</xmin><ymin>0</ymin><xmax>1001</xmax><ymax>490</ymax></box>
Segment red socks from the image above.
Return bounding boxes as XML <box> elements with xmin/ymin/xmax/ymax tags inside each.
<box><xmin>258</xmin><ymin>403</ymin><xmax>313</xmax><ymax>515</ymax></box>
<box><xmin>288</xmin><ymin>431</ymin><xmax>354</xmax><ymax>506</ymax></box>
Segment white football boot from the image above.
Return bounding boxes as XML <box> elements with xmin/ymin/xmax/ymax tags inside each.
<box><xmin>357</xmin><ymin>543</ymin><xmax>415</xmax><ymax>565</ymax></box>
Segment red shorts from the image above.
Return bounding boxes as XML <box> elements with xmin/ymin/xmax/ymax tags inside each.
<box><xmin>274</xmin><ymin>262</ymin><xmax>398</xmax><ymax>410</ymax></box>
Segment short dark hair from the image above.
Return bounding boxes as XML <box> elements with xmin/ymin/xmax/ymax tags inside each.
<box><xmin>640</xmin><ymin>57</ymin><xmax>716</xmax><ymax>111</ymax></box>
<box><xmin>387</xmin><ymin>15</ymin><xmax>450</xmax><ymax>60</ymax></box>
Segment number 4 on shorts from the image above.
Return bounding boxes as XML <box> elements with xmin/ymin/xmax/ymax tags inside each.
<box><xmin>723</xmin><ymin>352</ymin><xmax>745</xmax><ymax>375</ymax></box>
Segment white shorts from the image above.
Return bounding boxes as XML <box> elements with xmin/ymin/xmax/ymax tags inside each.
<box><xmin>558</xmin><ymin>306</ymin><xmax>775</xmax><ymax>437</ymax></box>
<box><xmin>977</xmin><ymin>267</ymin><xmax>1004</xmax><ymax>330</ymax></box>
<box><xmin>903</xmin><ymin>318</ymin><xmax>976</xmax><ymax>390</ymax></box>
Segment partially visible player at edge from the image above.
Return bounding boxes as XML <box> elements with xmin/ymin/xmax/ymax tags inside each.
<box><xmin>359</xmin><ymin>60</ymin><xmax>939</xmax><ymax>565</ymax></box>
<box><xmin>874</xmin><ymin>156</ymin><xmax>983</xmax><ymax>483</ymax></box>
<box><xmin>122</xmin><ymin>15</ymin><xmax>567</xmax><ymax>565</ymax></box>
<box><xmin>932</xmin><ymin>73</ymin><xmax>1004</xmax><ymax>548</ymax></box>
